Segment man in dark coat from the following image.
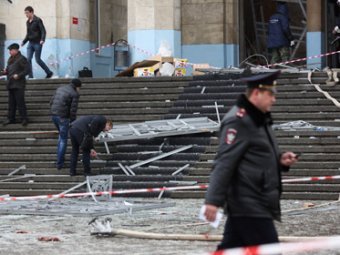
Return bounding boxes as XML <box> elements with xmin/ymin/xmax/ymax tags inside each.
<box><xmin>69</xmin><ymin>115</ymin><xmax>112</xmax><ymax>176</ymax></box>
<box><xmin>2</xmin><ymin>43</ymin><xmax>30</xmax><ymax>126</ymax></box>
<box><xmin>267</xmin><ymin>2</ymin><xmax>294</xmax><ymax>64</ymax></box>
<box><xmin>21</xmin><ymin>6</ymin><xmax>53</xmax><ymax>79</ymax></box>
<box><xmin>50</xmin><ymin>79</ymin><xmax>82</xmax><ymax>169</ymax></box>
<box><xmin>203</xmin><ymin>71</ymin><xmax>298</xmax><ymax>251</ymax></box>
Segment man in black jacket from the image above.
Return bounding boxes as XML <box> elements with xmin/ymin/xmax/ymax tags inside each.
<box><xmin>203</xmin><ymin>71</ymin><xmax>298</xmax><ymax>251</ymax></box>
<box><xmin>21</xmin><ymin>6</ymin><xmax>53</xmax><ymax>79</ymax></box>
<box><xmin>50</xmin><ymin>79</ymin><xmax>81</xmax><ymax>170</ymax></box>
<box><xmin>69</xmin><ymin>115</ymin><xmax>112</xmax><ymax>176</ymax></box>
<box><xmin>2</xmin><ymin>43</ymin><xmax>30</xmax><ymax>126</ymax></box>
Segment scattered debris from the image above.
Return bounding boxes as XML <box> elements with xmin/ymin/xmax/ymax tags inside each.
<box><xmin>38</xmin><ymin>236</ymin><xmax>60</xmax><ymax>242</ymax></box>
<box><xmin>303</xmin><ymin>202</ymin><xmax>315</xmax><ymax>208</ymax></box>
<box><xmin>128</xmin><ymin>145</ymin><xmax>193</xmax><ymax>169</ymax></box>
<box><xmin>8</xmin><ymin>165</ymin><xmax>26</xmax><ymax>176</ymax></box>
<box><xmin>16</xmin><ymin>230</ymin><xmax>29</xmax><ymax>234</ymax></box>
<box><xmin>86</xmin><ymin>175</ymin><xmax>113</xmax><ymax>202</ymax></box>
<box><xmin>171</xmin><ymin>164</ymin><xmax>190</xmax><ymax>176</ymax></box>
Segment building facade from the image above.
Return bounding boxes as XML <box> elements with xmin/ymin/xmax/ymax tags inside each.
<box><xmin>0</xmin><ymin>0</ymin><xmax>334</xmax><ymax>78</ymax></box>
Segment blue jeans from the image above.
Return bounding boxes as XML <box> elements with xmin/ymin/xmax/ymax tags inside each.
<box><xmin>52</xmin><ymin>116</ymin><xmax>70</xmax><ymax>168</ymax></box>
<box><xmin>27</xmin><ymin>42</ymin><xmax>52</xmax><ymax>78</ymax></box>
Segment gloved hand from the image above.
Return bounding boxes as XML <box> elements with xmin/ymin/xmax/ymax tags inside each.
<box><xmin>333</xmin><ymin>26</ymin><xmax>340</xmax><ymax>34</ymax></box>
<box><xmin>290</xmin><ymin>40</ymin><xmax>295</xmax><ymax>47</ymax></box>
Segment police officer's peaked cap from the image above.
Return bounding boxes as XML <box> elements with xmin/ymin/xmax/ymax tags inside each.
<box><xmin>241</xmin><ymin>71</ymin><xmax>280</xmax><ymax>93</ymax></box>
<box><xmin>7</xmin><ymin>43</ymin><xmax>20</xmax><ymax>50</ymax></box>
<box><xmin>71</xmin><ymin>78</ymin><xmax>82</xmax><ymax>87</ymax></box>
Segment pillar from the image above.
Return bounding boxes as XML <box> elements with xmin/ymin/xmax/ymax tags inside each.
<box><xmin>128</xmin><ymin>0</ymin><xmax>181</xmax><ymax>63</ymax></box>
<box><xmin>224</xmin><ymin>0</ymin><xmax>239</xmax><ymax>67</ymax></box>
<box><xmin>181</xmin><ymin>0</ymin><xmax>239</xmax><ymax>68</ymax></box>
<box><xmin>306</xmin><ymin>0</ymin><xmax>324</xmax><ymax>69</ymax></box>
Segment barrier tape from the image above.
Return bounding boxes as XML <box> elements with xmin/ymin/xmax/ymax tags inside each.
<box><xmin>1</xmin><ymin>173</ymin><xmax>340</xmax><ymax>202</ymax></box>
<box><xmin>0</xmin><ymin>184</ymin><xmax>208</xmax><ymax>202</ymax></box>
<box><xmin>42</xmin><ymin>36</ymin><xmax>340</xmax><ymax>71</ymax></box>
<box><xmin>282</xmin><ymin>175</ymin><xmax>340</xmax><ymax>183</ymax></box>
<box><xmin>267</xmin><ymin>49</ymin><xmax>340</xmax><ymax>68</ymax></box>
<box><xmin>208</xmin><ymin>235</ymin><xmax>340</xmax><ymax>255</ymax></box>
<box><xmin>47</xmin><ymin>42</ymin><xmax>154</xmax><ymax>67</ymax></box>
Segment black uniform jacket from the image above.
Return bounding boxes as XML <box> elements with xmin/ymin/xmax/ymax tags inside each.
<box><xmin>5</xmin><ymin>52</ymin><xmax>29</xmax><ymax>90</ymax></box>
<box><xmin>71</xmin><ymin>115</ymin><xmax>107</xmax><ymax>150</ymax></box>
<box><xmin>22</xmin><ymin>15</ymin><xmax>46</xmax><ymax>44</ymax></box>
<box><xmin>50</xmin><ymin>84</ymin><xmax>80</xmax><ymax>121</ymax></box>
<box><xmin>205</xmin><ymin>95</ymin><xmax>289</xmax><ymax>221</ymax></box>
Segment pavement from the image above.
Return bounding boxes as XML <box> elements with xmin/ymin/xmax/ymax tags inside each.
<box><xmin>0</xmin><ymin>198</ymin><xmax>339</xmax><ymax>255</ymax></box>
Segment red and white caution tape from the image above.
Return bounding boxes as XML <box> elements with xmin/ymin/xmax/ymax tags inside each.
<box><xmin>282</xmin><ymin>175</ymin><xmax>340</xmax><ymax>183</ymax></box>
<box><xmin>0</xmin><ymin>184</ymin><xmax>208</xmax><ymax>202</ymax></box>
<box><xmin>2</xmin><ymin>173</ymin><xmax>340</xmax><ymax>202</ymax></box>
<box><xmin>208</xmin><ymin>235</ymin><xmax>340</xmax><ymax>255</ymax></box>
<box><xmin>267</xmin><ymin>49</ymin><xmax>340</xmax><ymax>68</ymax></box>
<box><xmin>47</xmin><ymin>38</ymin><xmax>340</xmax><ymax>70</ymax></box>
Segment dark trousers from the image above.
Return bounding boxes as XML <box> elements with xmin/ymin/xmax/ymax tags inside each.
<box><xmin>217</xmin><ymin>217</ymin><xmax>279</xmax><ymax>251</ymax></box>
<box><xmin>27</xmin><ymin>42</ymin><xmax>52</xmax><ymax>78</ymax></box>
<box><xmin>8</xmin><ymin>88</ymin><xmax>27</xmax><ymax>122</ymax></box>
<box><xmin>69</xmin><ymin>127</ymin><xmax>91</xmax><ymax>175</ymax></box>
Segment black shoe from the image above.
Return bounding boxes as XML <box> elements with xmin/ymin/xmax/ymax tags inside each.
<box><xmin>2</xmin><ymin>120</ymin><xmax>15</xmax><ymax>126</ymax></box>
<box><xmin>46</xmin><ymin>72</ymin><xmax>53</xmax><ymax>79</ymax></box>
<box><xmin>83</xmin><ymin>172</ymin><xmax>92</xmax><ymax>177</ymax></box>
<box><xmin>22</xmin><ymin>119</ymin><xmax>28</xmax><ymax>126</ymax></box>
<box><xmin>70</xmin><ymin>172</ymin><xmax>77</xmax><ymax>176</ymax></box>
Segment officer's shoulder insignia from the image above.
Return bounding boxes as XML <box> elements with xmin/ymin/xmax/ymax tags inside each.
<box><xmin>236</xmin><ymin>108</ymin><xmax>246</xmax><ymax>118</ymax></box>
<box><xmin>225</xmin><ymin>128</ymin><xmax>237</xmax><ymax>145</ymax></box>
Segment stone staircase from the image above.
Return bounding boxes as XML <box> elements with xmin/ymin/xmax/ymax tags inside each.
<box><xmin>1</xmin><ymin>73</ymin><xmax>340</xmax><ymax>200</ymax></box>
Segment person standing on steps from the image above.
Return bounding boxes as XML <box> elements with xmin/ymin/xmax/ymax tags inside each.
<box><xmin>2</xmin><ymin>43</ymin><xmax>30</xmax><ymax>126</ymax></box>
<box><xmin>21</xmin><ymin>6</ymin><xmax>53</xmax><ymax>79</ymax></box>
<box><xmin>267</xmin><ymin>2</ymin><xmax>294</xmax><ymax>65</ymax></box>
<box><xmin>50</xmin><ymin>79</ymin><xmax>82</xmax><ymax>170</ymax></box>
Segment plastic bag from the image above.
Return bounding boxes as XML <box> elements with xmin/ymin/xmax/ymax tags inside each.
<box><xmin>157</xmin><ymin>41</ymin><xmax>172</xmax><ymax>57</ymax></box>
<box><xmin>159</xmin><ymin>62</ymin><xmax>175</xmax><ymax>76</ymax></box>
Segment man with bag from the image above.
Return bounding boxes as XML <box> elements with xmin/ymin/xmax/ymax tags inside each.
<box><xmin>69</xmin><ymin>115</ymin><xmax>112</xmax><ymax>176</ymax></box>
<box><xmin>50</xmin><ymin>78</ymin><xmax>81</xmax><ymax>170</ymax></box>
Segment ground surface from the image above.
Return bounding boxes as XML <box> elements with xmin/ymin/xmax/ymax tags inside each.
<box><xmin>0</xmin><ymin>198</ymin><xmax>339</xmax><ymax>255</ymax></box>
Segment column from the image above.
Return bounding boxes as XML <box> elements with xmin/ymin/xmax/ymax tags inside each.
<box><xmin>128</xmin><ymin>0</ymin><xmax>181</xmax><ymax>63</ymax></box>
<box><xmin>181</xmin><ymin>0</ymin><xmax>239</xmax><ymax>68</ymax></box>
<box><xmin>224</xmin><ymin>0</ymin><xmax>239</xmax><ymax>67</ymax></box>
<box><xmin>306</xmin><ymin>0</ymin><xmax>324</xmax><ymax>69</ymax></box>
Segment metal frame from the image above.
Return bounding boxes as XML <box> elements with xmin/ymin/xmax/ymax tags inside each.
<box><xmin>97</xmin><ymin>117</ymin><xmax>220</xmax><ymax>154</ymax></box>
<box><xmin>127</xmin><ymin>145</ymin><xmax>193</xmax><ymax>170</ymax></box>
<box><xmin>86</xmin><ymin>175</ymin><xmax>113</xmax><ymax>202</ymax></box>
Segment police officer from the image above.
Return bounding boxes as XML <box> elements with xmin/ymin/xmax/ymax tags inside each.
<box><xmin>2</xmin><ymin>43</ymin><xmax>30</xmax><ymax>126</ymax></box>
<box><xmin>50</xmin><ymin>78</ymin><xmax>81</xmax><ymax>170</ymax></box>
<box><xmin>69</xmin><ymin>115</ymin><xmax>112</xmax><ymax>176</ymax></box>
<box><xmin>203</xmin><ymin>71</ymin><xmax>298</xmax><ymax>251</ymax></box>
